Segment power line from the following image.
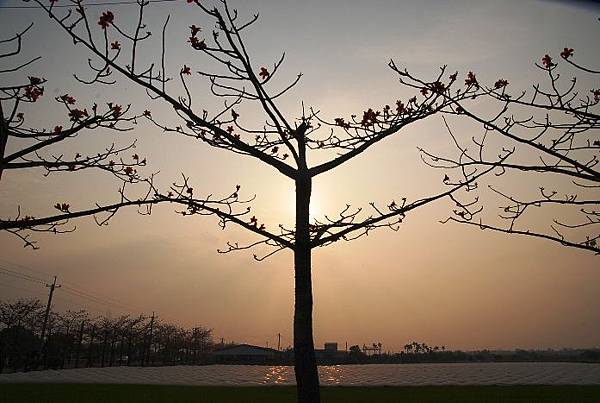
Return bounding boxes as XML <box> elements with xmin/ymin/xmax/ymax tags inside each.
<box><xmin>0</xmin><ymin>258</ymin><xmax>53</xmax><ymax>282</ymax></box>
<box><xmin>0</xmin><ymin>265</ymin><xmax>47</xmax><ymax>285</ymax></box>
<box><xmin>0</xmin><ymin>264</ymin><xmax>141</xmax><ymax>313</ymax></box>
<box><xmin>61</xmin><ymin>286</ymin><xmax>136</xmax><ymax>312</ymax></box>
<box><xmin>0</xmin><ymin>260</ymin><xmax>138</xmax><ymax>312</ymax></box>
<box><xmin>61</xmin><ymin>280</ymin><xmax>144</xmax><ymax>312</ymax></box>
<box><xmin>0</xmin><ymin>280</ymin><xmax>47</xmax><ymax>296</ymax></box>
<box><xmin>0</xmin><ymin>0</ymin><xmax>180</xmax><ymax>9</ymax></box>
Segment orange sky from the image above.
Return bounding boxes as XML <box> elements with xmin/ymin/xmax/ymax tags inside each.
<box><xmin>1</xmin><ymin>0</ymin><xmax>599</xmax><ymax>352</ymax></box>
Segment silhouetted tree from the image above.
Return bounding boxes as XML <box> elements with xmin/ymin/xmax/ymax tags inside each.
<box><xmin>1</xmin><ymin>2</ymin><xmax>496</xmax><ymax>402</ymax></box>
<box><xmin>0</xmin><ymin>297</ymin><xmax>213</xmax><ymax>371</ymax></box>
<box><xmin>0</xmin><ymin>24</ymin><xmax>148</xmax><ymax>248</ymax></box>
<box><xmin>398</xmin><ymin>45</ymin><xmax>600</xmax><ymax>254</ymax></box>
<box><xmin>0</xmin><ymin>298</ymin><xmax>43</xmax><ymax>371</ymax></box>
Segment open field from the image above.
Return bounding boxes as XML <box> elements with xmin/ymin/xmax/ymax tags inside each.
<box><xmin>2</xmin><ymin>384</ymin><xmax>600</xmax><ymax>403</ymax></box>
<box><xmin>2</xmin><ymin>363</ymin><xmax>600</xmax><ymax>386</ymax></box>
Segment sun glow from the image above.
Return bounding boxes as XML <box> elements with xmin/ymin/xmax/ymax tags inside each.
<box><xmin>285</xmin><ymin>188</ymin><xmax>323</xmax><ymax>222</ymax></box>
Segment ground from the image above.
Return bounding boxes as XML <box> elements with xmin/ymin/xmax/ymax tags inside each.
<box><xmin>2</xmin><ymin>384</ymin><xmax>600</xmax><ymax>403</ymax></box>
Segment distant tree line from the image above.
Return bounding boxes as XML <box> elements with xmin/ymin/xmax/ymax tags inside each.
<box><xmin>343</xmin><ymin>341</ymin><xmax>600</xmax><ymax>364</ymax></box>
<box><xmin>0</xmin><ymin>298</ymin><xmax>213</xmax><ymax>373</ymax></box>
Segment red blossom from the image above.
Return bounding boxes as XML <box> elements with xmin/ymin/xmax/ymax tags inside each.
<box><xmin>110</xmin><ymin>104</ymin><xmax>122</xmax><ymax>118</ymax></box>
<box><xmin>143</xmin><ymin>109</ymin><xmax>151</xmax><ymax>117</ymax></box>
<box><xmin>68</xmin><ymin>108</ymin><xmax>88</xmax><ymax>122</ymax></box>
<box><xmin>190</xmin><ymin>25</ymin><xmax>202</xmax><ymax>36</ymax></box>
<box><xmin>449</xmin><ymin>72</ymin><xmax>458</xmax><ymax>81</ymax></box>
<box><xmin>24</xmin><ymin>85</ymin><xmax>44</xmax><ymax>102</ymax></box>
<box><xmin>111</xmin><ymin>41</ymin><xmax>121</xmax><ymax>50</ymax></box>
<box><xmin>189</xmin><ymin>37</ymin><xmax>207</xmax><ymax>50</ymax></box>
<box><xmin>54</xmin><ymin>203</ymin><xmax>70</xmax><ymax>212</ymax></box>
<box><xmin>494</xmin><ymin>79</ymin><xmax>509</xmax><ymax>89</ymax></box>
<box><xmin>560</xmin><ymin>47</ymin><xmax>574</xmax><ymax>59</ymax></box>
<box><xmin>272</xmin><ymin>146</ymin><xmax>278</xmax><ymax>154</ymax></box>
<box><xmin>250</xmin><ymin>216</ymin><xmax>258</xmax><ymax>225</ymax></box>
<box><xmin>396</xmin><ymin>101</ymin><xmax>405</xmax><ymax>114</ymax></box>
<box><xmin>360</xmin><ymin>108</ymin><xmax>380</xmax><ymax>127</ymax></box>
<box><xmin>334</xmin><ymin>118</ymin><xmax>350</xmax><ymax>129</ymax></box>
<box><xmin>182</xmin><ymin>65</ymin><xmax>191</xmax><ymax>75</ymax></box>
<box><xmin>541</xmin><ymin>54</ymin><xmax>554</xmax><ymax>68</ymax></box>
<box><xmin>420</xmin><ymin>87</ymin><xmax>429</xmax><ymax>96</ymax></box>
<box><xmin>592</xmin><ymin>89</ymin><xmax>600</xmax><ymax>102</ymax></box>
<box><xmin>28</xmin><ymin>76</ymin><xmax>42</xmax><ymax>85</ymax></box>
<box><xmin>259</xmin><ymin>67</ymin><xmax>269</xmax><ymax>80</ymax></box>
<box><xmin>227</xmin><ymin>126</ymin><xmax>234</xmax><ymax>133</ymax></box>
<box><xmin>465</xmin><ymin>71</ymin><xmax>478</xmax><ymax>87</ymax></box>
<box><xmin>98</xmin><ymin>11</ymin><xmax>114</xmax><ymax>29</ymax></box>
<box><xmin>124</xmin><ymin>166</ymin><xmax>134</xmax><ymax>175</ymax></box>
<box><xmin>60</xmin><ymin>94</ymin><xmax>76</xmax><ymax>105</ymax></box>
<box><xmin>132</xmin><ymin>154</ymin><xmax>139</xmax><ymax>160</ymax></box>
<box><xmin>54</xmin><ymin>125</ymin><xmax>62</xmax><ymax>134</ymax></box>
<box><xmin>430</xmin><ymin>81</ymin><xmax>445</xmax><ymax>94</ymax></box>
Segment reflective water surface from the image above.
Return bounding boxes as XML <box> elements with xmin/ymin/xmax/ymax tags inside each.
<box><xmin>1</xmin><ymin>363</ymin><xmax>599</xmax><ymax>385</ymax></box>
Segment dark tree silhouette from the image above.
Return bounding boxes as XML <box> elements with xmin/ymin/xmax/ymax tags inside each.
<box><xmin>1</xmin><ymin>1</ymin><xmax>505</xmax><ymax>402</ymax></box>
<box><xmin>397</xmin><ymin>46</ymin><xmax>600</xmax><ymax>254</ymax></box>
<box><xmin>0</xmin><ymin>23</ymin><xmax>153</xmax><ymax>248</ymax></box>
<box><xmin>0</xmin><ymin>297</ymin><xmax>213</xmax><ymax>371</ymax></box>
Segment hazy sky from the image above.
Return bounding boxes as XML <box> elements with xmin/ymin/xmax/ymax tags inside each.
<box><xmin>1</xmin><ymin>0</ymin><xmax>599</xmax><ymax>352</ymax></box>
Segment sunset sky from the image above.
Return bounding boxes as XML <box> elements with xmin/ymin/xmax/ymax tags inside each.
<box><xmin>1</xmin><ymin>0</ymin><xmax>599</xmax><ymax>353</ymax></box>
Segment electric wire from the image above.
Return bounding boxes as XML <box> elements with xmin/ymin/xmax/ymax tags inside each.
<box><xmin>0</xmin><ymin>264</ymin><xmax>139</xmax><ymax>313</ymax></box>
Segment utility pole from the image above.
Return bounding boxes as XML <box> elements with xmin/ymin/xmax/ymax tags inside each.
<box><xmin>278</xmin><ymin>333</ymin><xmax>281</xmax><ymax>351</ymax></box>
<box><xmin>40</xmin><ymin>276</ymin><xmax>60</xmax><ymax>346</ymax></box>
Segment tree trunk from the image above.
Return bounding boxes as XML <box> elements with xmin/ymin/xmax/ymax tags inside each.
<box><xmin>0</xmin><ymin>104</ymin><xmax>8</xmax><ymax>182</ymax></box>
<box><xmin>87</xmin><ymin>325</ymin><xmax>96</xmax><ymax>367</ymax></box>
<box><xmin>294</xmin><ymin>172</ymin><xmax>320</xmax><ymax>403</ymax></box>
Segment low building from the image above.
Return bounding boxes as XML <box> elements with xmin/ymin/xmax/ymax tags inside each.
<box><xmin>212</xmin><ymin>344</ymin><xmax>280</xmax><ymax>364</ymax></box>
<box><xmin>315</xmin><ymin>342</ymin><xmax>347</xmax><ymax>362</ymax></box>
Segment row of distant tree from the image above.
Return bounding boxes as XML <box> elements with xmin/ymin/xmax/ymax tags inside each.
<box><xmin>345</xmin><ymin>342</ymin><xmax>600</xmax><ymax>364</ymax></box>
<box><xmin>0</xmin><ymin>298</ymin><xmax>213</xmax><ymax>373</ymax></box>
<box><xmin>3</xmin><ymin>296</ymin><xmax>599</xmax><ymax>372</ymax></box>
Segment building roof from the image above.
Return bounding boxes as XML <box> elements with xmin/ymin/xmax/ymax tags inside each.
<box><xmin>213</xmin><ymin>343</ymin><xmax>279</xmax><ymax>356</ymax></box>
